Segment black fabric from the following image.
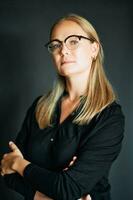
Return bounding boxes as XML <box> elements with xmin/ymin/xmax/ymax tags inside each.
<box><xmin>3</xmin><ymin>94</ymin><xmax>125</xmax><ymax>200</ymax></box>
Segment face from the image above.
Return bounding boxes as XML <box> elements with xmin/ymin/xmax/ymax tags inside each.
<box><xmin>50</xmin><ymin>20</ymin><xmax>99</xmax><ymax>78</ymax></box>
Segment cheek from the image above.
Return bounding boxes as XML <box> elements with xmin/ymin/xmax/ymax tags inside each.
<box><xmin>76</xmin><ymin>48</ymin><xmax>92</xmax><ymax>67</ymax></box>
<box><xmin>52</xmin><ymin>56</ymin><xmax>60</xmax><ymax>68</ymax></box>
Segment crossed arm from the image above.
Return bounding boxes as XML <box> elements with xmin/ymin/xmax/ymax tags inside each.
<box><xmin>1</xmin><ymin>102</ymin><xmax>124</xmax><ymax>200</ymax></box>
<box><xmin>1</xmin><ymin>141</ymin><xmax>91</xmax><ymax>200</ymax></box>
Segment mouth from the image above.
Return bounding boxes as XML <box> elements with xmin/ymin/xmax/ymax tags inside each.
<box><xmin>61</xmin><ymin>61</ymin><xmax>76</xmax><ymax>65</ymax></box>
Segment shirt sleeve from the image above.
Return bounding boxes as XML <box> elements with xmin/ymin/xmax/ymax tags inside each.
<box><xmin>23</xmin><ymin>102</ymin><xmax>125</xmax><ymax>200</ymax></box>
<box><xmin>4</xmin><ymin>173</ymin><xmax>35</xmax><ymax>199</ymax></box>
<box><xmin>3</xmin><ymin>97</ymin><xmax>41</xmax><ymax>199</ymax></box>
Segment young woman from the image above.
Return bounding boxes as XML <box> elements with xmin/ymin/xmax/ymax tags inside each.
<box><xmin>1</xmin><ymin>13</ymin><xmax>125</xmax><ymax>200</ymax></box>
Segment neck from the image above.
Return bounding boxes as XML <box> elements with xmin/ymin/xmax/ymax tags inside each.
<box><xmin>65</xmin><ymin>74</ymin><xmax>89</xmax><ymax>102</ymax></box>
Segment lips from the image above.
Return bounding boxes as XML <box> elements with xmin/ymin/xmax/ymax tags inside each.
<box><xmin>61</xmin><ymin>61</ymin><xmax>76</xmax><ymax>65</ymax></box>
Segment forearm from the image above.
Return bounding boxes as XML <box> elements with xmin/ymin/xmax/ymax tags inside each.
<box><xmin>3</xmin><ymin>173</ymin><xmax>36</xmax><ymax>199</ymax></box>
<box><xmin>12</xmin><ymin>157</ymin><xmax>91</xmax><ymax>200</ymax></box>
<box><xmin>1</xmin><ymin>151</ymin><xmax>35</xmax><ymax>198</ymax></box>
<box><xmin>23</xmin><ymin>163</ymin><xmax>82</xmax><ymax>200</ymax></box>
<box><xmin>11</xmin><ymin>158</ymin><xmax>55</xmax><ymax>200</ymax></box>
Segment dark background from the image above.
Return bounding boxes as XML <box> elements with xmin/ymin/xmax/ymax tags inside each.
<box><xmin>0</xmin><ymin>0</ymin><xmax>132</xmax><ymax>199</ymax></box>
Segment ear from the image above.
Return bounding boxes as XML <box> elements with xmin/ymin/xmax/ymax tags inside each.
<box><xmin>91</xmin><ymin>41</ymin><xmax>99</xmax><ymax>59</ymax></box>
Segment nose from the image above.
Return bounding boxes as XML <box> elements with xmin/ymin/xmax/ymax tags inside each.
<box><xmin>60</xmin><ymin>43</ymin><xmax>70</xmax><ymax>55</ymax></box>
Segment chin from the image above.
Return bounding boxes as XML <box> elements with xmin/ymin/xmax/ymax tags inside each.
<box><xmin>60</xmin><ymin>70</ymin><xmax>80</xmax><ymax>77</ymax></box>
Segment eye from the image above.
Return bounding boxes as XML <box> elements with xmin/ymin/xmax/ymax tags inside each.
<box><xmin>69</xmin><ymin>39</ymin><xmax>79</xmax><ymax>45</ymax></box>
<box><xmin>49</xmin><ymin>42</ymin><xmax>61</xmax><ymax>51</ymax></box>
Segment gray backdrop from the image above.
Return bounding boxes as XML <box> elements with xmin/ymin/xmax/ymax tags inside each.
<box><xmin>0</xmin><ymin>0</ymin><xmax>132</xmax><ymax>200</ymax></box>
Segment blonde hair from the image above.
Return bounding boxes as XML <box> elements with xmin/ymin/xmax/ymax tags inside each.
<box><xmin>36</xmin><ymin>13</ymin><xmax>116</xmax><ymax>129</ymax></box>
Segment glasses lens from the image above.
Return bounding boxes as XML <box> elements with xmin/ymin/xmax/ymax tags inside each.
<box><xmin>48</xmin><ymin>41</ymin><xmax>61</xmax><ymax>54</ymax></box>
<box><xmin>66</xmin><ymin>36</ymin><xmax>79</xmax><ymax>50</ymax></box>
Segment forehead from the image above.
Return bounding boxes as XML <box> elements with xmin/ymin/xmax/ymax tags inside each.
<box><xmin>51</xmin><ymin>20</ymin><xmax>88</xmax><ymax>40</ymax></box>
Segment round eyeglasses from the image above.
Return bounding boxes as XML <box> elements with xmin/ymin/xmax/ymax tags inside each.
<box><xmin>45</xmin><ymin>35</ymin><xmax>94</xmax><ymax>54</ymax></box>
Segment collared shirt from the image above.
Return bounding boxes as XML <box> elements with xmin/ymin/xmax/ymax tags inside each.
<box><xmin>4</xmin><ymin>94</ymin><xmax>125</xmax><ymax>200</ymax></box>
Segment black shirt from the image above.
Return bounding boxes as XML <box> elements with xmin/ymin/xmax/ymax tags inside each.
<box><xmin>4</xmin><ymin>94</ymin><xmax>125</xmax><ymax>200</ymax></box>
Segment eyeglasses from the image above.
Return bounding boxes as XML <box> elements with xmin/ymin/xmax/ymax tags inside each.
<box><xmin>45</xmin><ymin>35</ymin><xmax>94</xmax><ymax>54</ymax></box>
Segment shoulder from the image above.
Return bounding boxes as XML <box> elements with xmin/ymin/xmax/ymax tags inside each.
<box><xmin>92</xmin><ymin>101</ymin><xmax>125</xmax><ymax>140</ymax></box>
<box><xmin>91</xmin><ymin>101</ymin><xmax>125</xmax><ymax>142</ymax></box>
<box><xmin>78</xmin><ymin>101</ymin><xmax>125</xmax><ymax>153</ymax></box>
<box><xmin>79</xmin><ymin>100</ymin><xmax>125</xmax><ymax>133</ymax></box>
<box><xmin>96</xmin><ymin>101</ymin><xmax>125</xmax><ymax>123</ymax></box>
<box><xmin>28</xmin><ymin>95</ymin><xmax>43</xmax><ymax>111</ymax></box>
<box><xmin>24</xmin><ymin>95</ymin><xmax>43</xmax><ymax>119</ymax></box>
<box><xmin>87</xmin><ymin>100</ymin><xmax>125</xmax><ymax>138</ymax></box>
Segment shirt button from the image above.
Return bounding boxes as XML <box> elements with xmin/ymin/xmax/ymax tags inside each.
<box><xmin>50</xmin><ymin>138</ymin><xmax>54</xmax><ymax>142</ymax></box>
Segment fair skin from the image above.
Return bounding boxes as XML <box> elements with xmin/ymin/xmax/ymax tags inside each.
<box><xmin>52</xmin><ymin>20</ymin><xmax>99</xmax><ymax>102</ymax></box>
<box><xmin>52</xmin><ymin>20</ymin><xmax>99</xmax><ymax>126</ymax></box>
<box><xmin>1</xmin><ymin>20</ymin><xmax>99</xmax><ymax>200</ymax></box>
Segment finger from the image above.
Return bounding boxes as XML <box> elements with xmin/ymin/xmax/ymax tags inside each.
<box><xmin>9</xmin><ymin>141</ymin><xmax>19</xmax><ymax>152</ymax></box>
<box><xmin>3</xmin><ymin>154</ymin><xmax>8</xmax><ymax>158</ymax></box>
<box><xmin>1</xmin><ymin>158</ymin><xmax>4</xmax><ymax>166</ymax></box>
<box><xmin>81</xmin><ymin>195</ymin><xmax>91</xmax><ymax>200</ymax></box>
<box><xmin>1</xmin><ymin>171</ymin><xmax>4</xmax><ymax>176</ymax></box>
<box><xmin>73</xmin><ymin>156</ymin><xmax>77</xmax><ymax>161</ymax></box>
<box><xmin>0</xmin><ymin>165</ymin><xmax>2</xmax><ymax>173</ymax></box>
<box><xmin>63</xmin><ymin>167</ymin><xmax>68</xmax><ymax>171</ymax></box>
<box><xmin>69</xmin><ymin>161</ymin><xmax>74</xmax><ymax>166</ymax></box>
<box><xmin>0</xmin><ymin>165</ymin><xmax>5</xmax><ymax>176</ymax></box>
<box><xmin>69</xmin><ymin>156</ymin><xmax>77</xmax><ymax>166</ymax></box>
<box><xmin>2</xmin><ymin>152</ymin><xmax>14</xmax><ymax>160</ymax></box>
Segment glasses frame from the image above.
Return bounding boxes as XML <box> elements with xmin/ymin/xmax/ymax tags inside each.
<box><xmin>45</xmin><ymin>34</ymin><xmax>94</xmax><ymax>54</ymax></box>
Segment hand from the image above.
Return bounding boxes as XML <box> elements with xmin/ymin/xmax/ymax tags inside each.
<box><xmin>1</xmin><ymin>141</ymin><xmax>24</xmax><ymax>176</ymax></box>
<box><xmin>63</xmin><ymin>157</ymin><xmax>91</xmax><ymax>200</ymax></box>
<box><xmin>63</xmin><ymin>156</ymin><xmax>77</xmax><ymax>171</ymax></box>
<box><xmin>79</xmin><ymin>194</ymin><xmax>92</xmax><ymax>200</ymax></box>
<box><xmin>0</xmin><ymin>157</ymin><xmax>15</xmax><ymax>176</ymax></box>
<box><xmin>34</xmin><ymin>191</ymin><xmax>54</xmax><ymax>200</ymax></box>
<box><xmin>33</xmin><ymin>192</ymin><xmax>91</xmax><ymax>200</ymax></box>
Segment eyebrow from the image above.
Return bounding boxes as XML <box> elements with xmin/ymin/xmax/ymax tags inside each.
<box><xmin>50</xmin><ymin>39</ymin><xmax>62</xmax><ymax>43</ymax></box>
<box><xmin>45</xmin><ymin>34</ymin><xmax>95</xmax><ymax>48</ymax></box>
<box><xmin>47</xmin><ymin>34</ymin><xmax>88</xmax><ymax>45</ymax></box>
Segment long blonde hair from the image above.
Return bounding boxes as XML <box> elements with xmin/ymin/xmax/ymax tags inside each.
<box><xmin>36</xmin><ymin>13</ymin><xmax>116</xmax><ymax>129</ymax></box>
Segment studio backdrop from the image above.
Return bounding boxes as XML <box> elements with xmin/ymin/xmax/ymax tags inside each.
<box><xmin>0</xmin><ymin>1</ymin><xmax>132</xmax><ymax>200</ymax></box>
